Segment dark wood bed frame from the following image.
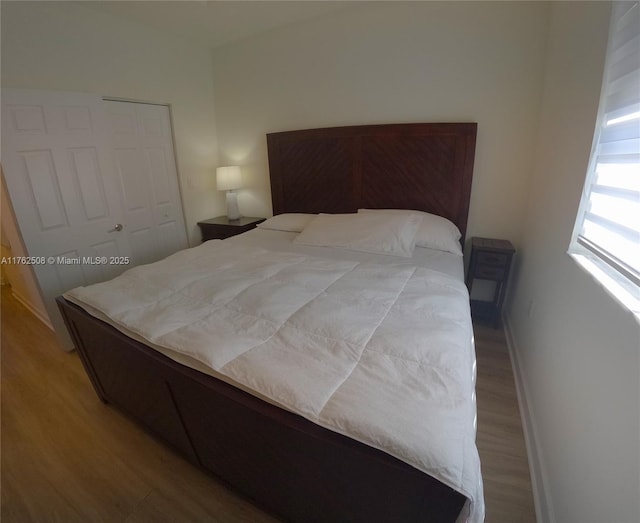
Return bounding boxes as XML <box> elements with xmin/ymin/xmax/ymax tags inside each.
<box><xmin>57</xmin><ymin>123</ymin><xmax>477</xmax><ymax>523</ymax></box>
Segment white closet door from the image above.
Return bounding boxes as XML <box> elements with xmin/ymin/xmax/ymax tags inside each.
<box><xmin>1</xmin><ymin>89</ymin><xmax>132</xmax><ymax>347</ymax></box>
<box><xmin>1</xmin><ymin>90</ymin><xmax>188</xmax><ymax>349</ymax></box>
<box><xmin>105</xmin><ymin>100</ymin><xmax>187</xmax><ymax>265</ymax></box>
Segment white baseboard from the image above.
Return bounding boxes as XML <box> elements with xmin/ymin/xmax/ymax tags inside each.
<box><xmin>11</xmin><ymin>290</ymin><xmax>54</xmax><ymax>331</ymax></box>
<box><xmin>502</xmin><ymin>314</ymin><xmax>556</xmax><ymax>523</ymax></box>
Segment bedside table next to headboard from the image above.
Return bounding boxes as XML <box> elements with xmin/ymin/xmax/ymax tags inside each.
<box><xmin>465</xmin><ymin>237</ymin><xmax>515</xmax><ymax>328</ymax></box>
<box><xmin>197</xmin><ymin>216</ymin><xmax>265</xmax><ymax>242</ymax></box>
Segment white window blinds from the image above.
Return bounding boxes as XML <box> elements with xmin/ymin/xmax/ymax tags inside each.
<box><xmin>572</xmin><ymin>1</ymin><xmax>640</xmax><ymax>288</ymax></box>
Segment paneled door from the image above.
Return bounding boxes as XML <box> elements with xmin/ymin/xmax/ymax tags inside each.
<box><xmin>1</xmin><ymin>90</ymin><xmax>187</xmax><ymax>348</ymax></box>
<box><xmin>104</xmin><ymin>100</ymin><xmax>187</xmax><ymax>264</ymax></box>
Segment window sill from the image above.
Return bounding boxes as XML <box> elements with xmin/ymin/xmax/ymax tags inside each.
<box><xmin>569</xmin><ymin>252</ymin><xmax>640</xmax><ymax>323</ymax></box>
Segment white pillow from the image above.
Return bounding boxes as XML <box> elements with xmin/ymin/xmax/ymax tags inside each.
<box><xmin>293</xmin><ymin>212</ymin><xmax>421</xmax><ymax>258</ymax></box>
<box><xmin>358</xmin><ymin>209</ymin><xmax>463</xmax><ymax>256</ymax></box>
<box><xmin>256</xmin><ymin>213</ymin><xmax>317</xmax><ymax>233</ymax></box>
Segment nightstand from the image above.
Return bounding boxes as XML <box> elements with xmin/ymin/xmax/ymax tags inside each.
<box><xmin>197</xmin><ymin>216</ymin><xmax>265</xmax><ymax>242</ymax></box>
<box><xmin>465</xmin><ymin>237</ymin><xmax>515</xmax><ymax>328</ymax></box>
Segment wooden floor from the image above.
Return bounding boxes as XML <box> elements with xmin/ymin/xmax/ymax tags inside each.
<box><xmin>474</xmin><ymin>323</ymin><xmax>537</xmax><ymax>523</ymax></box>
<box><xmin>1</xmin><ymin>285</ymin><xmax>536</xmax><ymax>522</ymax></box>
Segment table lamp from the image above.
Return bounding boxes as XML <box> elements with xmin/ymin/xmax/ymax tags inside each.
<box><xmin>216</xmin><ymin>166</ymin><xmax>242</xmax><ymax>220</ymax></box>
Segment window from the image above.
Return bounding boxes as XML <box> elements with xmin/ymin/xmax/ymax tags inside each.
<box><xmin>569</xmin><ymin>1</ymin><xmax>640</xmax><ymax>315</ymax></box>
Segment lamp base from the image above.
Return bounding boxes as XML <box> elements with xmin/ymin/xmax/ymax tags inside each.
<box><xmin>226</xmin><ymin>190</ymin><xmax>241</xmax><ymax>221</ymax></box>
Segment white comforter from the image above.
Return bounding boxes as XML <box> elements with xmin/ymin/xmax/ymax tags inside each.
<box><xmin>66</xmin><ymin>240</ymin><xmax>484</xmax><ymax>523</ymax></box>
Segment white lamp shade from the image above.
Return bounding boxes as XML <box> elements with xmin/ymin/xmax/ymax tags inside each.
<box><xmin>216</xmin><ymin>166</ymin><xmax>242</xmax><ymax>191</ymax></box>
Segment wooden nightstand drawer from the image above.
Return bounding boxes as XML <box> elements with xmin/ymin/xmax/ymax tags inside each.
<box><xmin>203</xmin><ymin>226</ymin><xmax>235</xmax><ymax>240</ymax></box>
<box><xmin>477</xmin><ymin>251</ymin><xmax>509</xmax><ymax>267</ymax></box>
<box><xmin>197</xmin><ymin>216</ymin><xmax>265</xmax><ymax>242</ymax></box>
<box><xmin>475</xmin><ymin>264</ymin><xmax>507</xmax><ymax>280</ymax></box>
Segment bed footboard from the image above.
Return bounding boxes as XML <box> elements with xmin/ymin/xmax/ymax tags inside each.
<box><xmin>57</xmin><ymin>296</ymin><xmax>466</xmax><ymax>523</ymax></box>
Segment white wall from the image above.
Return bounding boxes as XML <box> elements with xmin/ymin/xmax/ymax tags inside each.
<box><xmin>507</xmin><ymin>2</ymin><xmax>640</xmax><ymax>522</ymax></box>
<box><xmin>1</xmin><ymin>1</ymin><xmax>222</xmax><ymax>245</ymax></box>
<box><xmin>211</xmin><ymin>1</ymin><xmax>550</xmax><ymax>246</ymax></box>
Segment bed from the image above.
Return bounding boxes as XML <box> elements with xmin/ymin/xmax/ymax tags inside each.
<box><xmin>57</xmin><ymin>122</ymin><xmax>482</xmax><ymax>523</ymax></box>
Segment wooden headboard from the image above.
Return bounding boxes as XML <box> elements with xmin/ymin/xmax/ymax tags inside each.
<box><xmin>267</xmin><ymin>123</ymin><xmax>477</xmax><ymax>240</ymax></box>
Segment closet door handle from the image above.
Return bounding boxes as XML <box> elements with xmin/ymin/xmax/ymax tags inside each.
<box><xmin>107</xmin><ymin>223</ymin><xmax>123</xmax><ymax>233</ymax></box>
